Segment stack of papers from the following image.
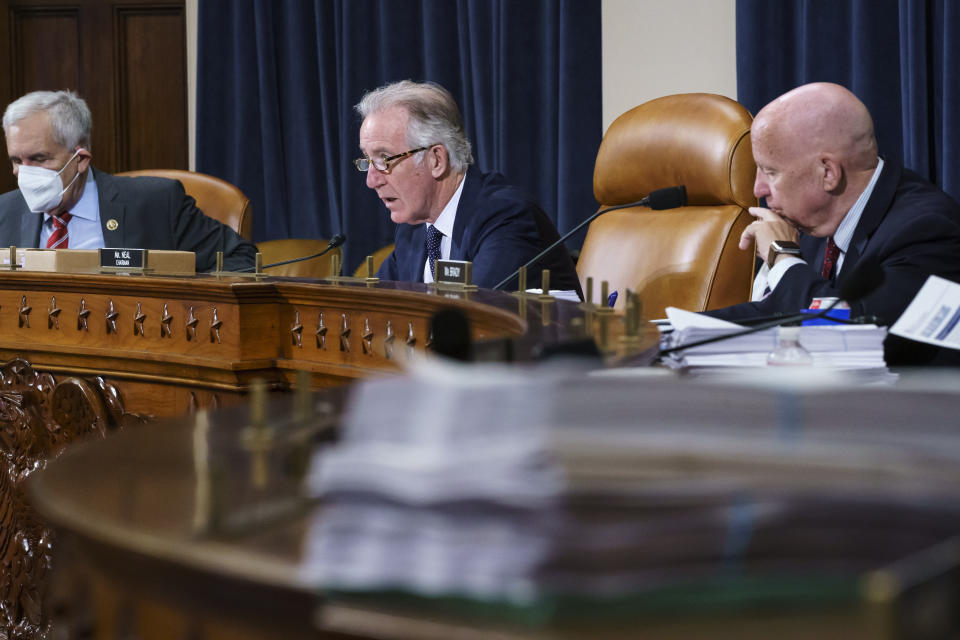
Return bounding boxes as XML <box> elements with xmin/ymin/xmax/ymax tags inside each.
<box><xmin>660</xmin><ymin>307</ymin><xmax>888</xmax><ymax>371</ymax></box>
<box><xmin>301</xmin><ymin>361</ymin><xmax>960</xmax><ymax>617</ymax></box>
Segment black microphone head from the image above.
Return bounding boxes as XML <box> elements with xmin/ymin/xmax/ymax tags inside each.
<box><xmin>646</xmin><ymin>185</ymin><xmax>687</xmax><ymax>210</ymax></box>
<box><xmin>328</xmin><ymin>233</ymin><xmax>346</xmax><ymax>247</ymax></box>
<box><xmin>429</xmin><ymin>308</ymin><xmax>472</xmax><ymax>362</ymax></box>
<box><xmin>839</xmin><ymin>257</ymin><xmax>884</xmax><ymax>302</ymax></box>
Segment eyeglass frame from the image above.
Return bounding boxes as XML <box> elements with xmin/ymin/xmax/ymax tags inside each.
<box><xmin>353</xmin><ymin>145</ymin><xmax>437</xmax><ymax>174</ymax></box>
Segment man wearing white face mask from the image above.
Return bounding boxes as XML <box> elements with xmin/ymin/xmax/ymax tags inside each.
<box><xmin>0</xmin><ymin>90</ymin><xmax>256</xmax><ymax>271</ymax></box>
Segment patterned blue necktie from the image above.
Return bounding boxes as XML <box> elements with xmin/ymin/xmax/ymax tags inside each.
<box><xmin>426</xmin><ymin>224</ymin><xmax>443</xmax><ymax>280</ymax></box>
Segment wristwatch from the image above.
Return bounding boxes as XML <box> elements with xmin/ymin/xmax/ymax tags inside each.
<box><xmin>767</xmin><ymin>240</ymin><xmax>802</xmax><ymax>265</ymax></box>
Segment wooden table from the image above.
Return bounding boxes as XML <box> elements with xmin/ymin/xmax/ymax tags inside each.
<box><xmin>29</xmin><ymin>387</ymin><xmax>950</xmax><ymax>640</ymax></box>
<box><xmin>0</xmin><ymin>268</ymin><xmax>653</xmax><ymax>637</ymax></box>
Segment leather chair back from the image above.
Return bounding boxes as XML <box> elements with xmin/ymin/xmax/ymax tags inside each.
<box><xmin>116</xmin><ymin>169</ymin><xmax>253</xmax><ymax>240</ymax></box>
<box><xmin>256</xmin><ymin>238</ymin><xmax>341</xmax><ymax>278</ymax></box>
<box><xmin>578</xmin><ymin>93</ymin><xmax>757</xmax><ymax>316</ymax></box>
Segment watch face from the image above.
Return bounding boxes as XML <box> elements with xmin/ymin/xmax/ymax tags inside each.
<box><xmin>773</xmin><ymin>241</ymin><xmax>800</xmax><ymax>252</ymax></box>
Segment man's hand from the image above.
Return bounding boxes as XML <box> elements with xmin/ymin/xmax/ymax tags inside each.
<box><xmin>740</xmin><ymin>207</ymin><xmax>800</xmax><ymax>264</ymax></box>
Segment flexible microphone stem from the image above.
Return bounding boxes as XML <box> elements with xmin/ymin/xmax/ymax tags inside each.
<box><xmin>236</xmin><ymin>235</ymin><xmax>346</xmax><ymax>273</ymax></box>
<box><xmin>493</xmin><ymin>185</ymin><xmax>687</xmax><ymax>291</ymax></box>
<box><xmin>492</xmin><ymin>201</ymin><xmax>641</xmax><ymax>291</ymax></box>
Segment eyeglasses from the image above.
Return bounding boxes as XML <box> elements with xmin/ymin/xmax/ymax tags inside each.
<box><xmin>353</xmin><ymin>146</ymin><xmax>433</xmax><ymax>174</ymax></box>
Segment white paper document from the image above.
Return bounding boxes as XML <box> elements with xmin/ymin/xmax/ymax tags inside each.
<box><xmin>891</xmin><ymin>275</ymin><xmax>960</xmax><ymax>350</ymax></box>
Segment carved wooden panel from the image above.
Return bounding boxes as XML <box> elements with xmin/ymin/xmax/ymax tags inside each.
<box><xmin>8</xmin><ymin>7</ymin><xmax>81</xmax><ymax>96</ymax></box>
<box><xmin>0</xmin><ymin>358</ymin><xmax>138</xmax><ymax>637</ymax></box>
<box><xmin>115</xmin><ymin>6</ymin><xmax>188</xmax><ymax>170</ymax></box>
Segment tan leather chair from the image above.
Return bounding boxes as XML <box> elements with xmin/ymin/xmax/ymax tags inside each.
<box><xmin>256</xmin><ymin>238</ymin><xmax>341</xmax><ymax>278</ymax></box>
<box><xmin>352</xmin><ymin>243</ymin><xmax>395</xmax><ymax>278</ymax></box>
<box><xmin>115</xmin><ymin>169</ymin><xmax>253</xmax><ymax>240</ymax></box>
<box><xmin>577</xmin><ymin>93</ymin><xmax>757</xmax><ymax>317</ymax></box>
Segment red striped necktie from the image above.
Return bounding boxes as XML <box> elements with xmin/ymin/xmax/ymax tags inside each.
<box><xmin>820</xmin><ymin>236</ymin><xmax>840</xmax><ymax>280</ymax></box>
<box><xmin>47</xmin><ymin>212</ymin><xmax>72</xmax><ymax>249</ymax></box>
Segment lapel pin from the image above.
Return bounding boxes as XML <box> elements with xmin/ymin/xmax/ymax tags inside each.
<box><xmin>106</xmin><ymin>219</ymin><xmax>119</xmax><ymax>231</ymax></box>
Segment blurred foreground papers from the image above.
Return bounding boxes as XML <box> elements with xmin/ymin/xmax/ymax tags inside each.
<box><xmin>303</xmin><ymin>360</ymin><xmax>960</xmax><ymax>620</ymax></box>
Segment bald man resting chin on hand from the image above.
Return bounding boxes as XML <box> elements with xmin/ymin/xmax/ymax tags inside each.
<box><xmin>703</xmin><ymin>82</ymin><xmax>960</xmax><ymax>366</ymax></box>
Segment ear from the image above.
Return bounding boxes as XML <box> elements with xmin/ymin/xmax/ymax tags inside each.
<box><xmin>428</xmin><ymin>145</ymin><xmax>449</xmax><ymax>179</ymax></box>
<box><xmin>821</xmin><ymin>155</ymin><xmax>842</xmax><ymax>191</ymax></box>
<box><xmin>76</xmin><ymin>147</ymin><xmax>93</xmax><ymax>174</ymax></box>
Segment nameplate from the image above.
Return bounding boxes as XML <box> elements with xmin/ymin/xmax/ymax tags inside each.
<box><xmin>435</xmin><ymin>259</ymin><xmax>476</xmax><ymax>289</ymax></box>
<box><xmin>100</xmin><ymin>248</ymin><xmax>146</xmax><ymax>270</ymax></box>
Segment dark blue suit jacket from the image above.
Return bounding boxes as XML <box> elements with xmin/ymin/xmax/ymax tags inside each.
<box><xmin>706</xmin><ymin>161</ymin><xmax>960</xmax><ymax>366</ymax></box>
<box><xmin>377</xmin><ymin>169</ymin><xmax>581</xmax><ymax>295</ymax></box>
<box><xmin>0</xmin><ymin>168</ymin><xmax>257</xmax><ymax>272</ymax></box>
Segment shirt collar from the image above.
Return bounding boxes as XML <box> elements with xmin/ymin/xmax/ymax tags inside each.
<box><xmin>44</xmin><ymin>170</ymin><xmax>98</xmax><ymax>223</ymax></box>
<box><xmin>832</xmin><ymin>157</ymin><xmax>884</xmax><ymax>252</ymax></box>
<box><xmin>427</xmin><ymin>172</ymin><xmax>466</xmax><ymax>238</ymax></box>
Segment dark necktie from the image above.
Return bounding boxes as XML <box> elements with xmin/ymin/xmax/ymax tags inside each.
<box><xmin>47</xmin><ymin>212</ymin><xmax>73</xmax><ymax>249</ymax></box>
<box><xmin>821</xmin><ymin>236</ymin><xmax>840</xmax><ymax>280</ymax></box>
<box><xmin>426</xmin><ymin>225</ymin><xmax>443</xmax><ymax>280</ymax></box>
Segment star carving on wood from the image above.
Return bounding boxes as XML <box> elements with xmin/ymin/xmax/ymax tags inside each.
<box><xmin>18</xmin><ymin>295</ymin><xmax>31</xmax><ymax>328</ymax></box>
<box><xmin>186</xmin><ymin>306</ymin><xmax>199</xmax><ymax>341</ymax></box>
<box><xmin>291</xmin><ymin>310</ymin><xmax>304</xmax><ymax>348</ymax></box>
<box><xmin>134</xmin><ymin>302</ymin><xmax>146</xmax><ymax>336</ymax></box>
<box><xmin>77</xmin><ymin>298</ymin><xmax>90</xmax><ymax>331</ymax></box>
<box><xmin>384</xmin><ymin>320</ymin><xmax>395</xmax><ymax>360</ymax></box>
<box><xmin>105</xmin><ymin>300</ymin><xmax>119</xmax><ymax>334</ymax></box>
<box><xmin>406</xmin><ymin>321</ymin><xmax>416</xmax><ymax>355</ymax></box>
<box><xmin>339</xmin><ymin>313</ymin><xmax>350</xmax><ymax>352</ymax></box>
<box><xmin>362</xmin><ymin>317</ymin><xmax>374</xmax><ymax>355</ymax></box>
<box><xmin>161</xmin><ymin>303</ymin><xmax>173</xmax><ymax>338</ymax></box>
<box><xmin>210</xmin><ymin>308</ymin><xmax>222</xmax><ymax>344</ymax></box>
<box><xmin>48</xmin><ymin>296</ymin><xmax>61</xmax><ymax>330</ymax></box>
<box><xmin>315</xmin><ymin>312</ymin><xmax>327</xmax><ymax>350</ymax></box>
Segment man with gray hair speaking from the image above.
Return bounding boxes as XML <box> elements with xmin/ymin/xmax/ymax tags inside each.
<box><xmin>355</xmin><ymin>80</ymin><xmax>580</xmax><ymax>294</ymax></box>
<box><xmin>1</xmin><ymin>90</ymin><xmax>256</xmax><ymax>272</ymax></box>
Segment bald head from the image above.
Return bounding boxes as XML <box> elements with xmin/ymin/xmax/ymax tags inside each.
<box><xmin>750</xmin><ymin>83</ymin><xmax>881</xmax><ymax>237</ymax></box>
<box><xmin>754</xmin><ymin>82</ymin><xmax>878</xmax><ymax>172</ymax></box>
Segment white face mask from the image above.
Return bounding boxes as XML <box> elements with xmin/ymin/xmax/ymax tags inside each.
<box><xmin>17</xmin><ymin>149</ymin><xmax>84</xmax><ymax>213</ymax></box>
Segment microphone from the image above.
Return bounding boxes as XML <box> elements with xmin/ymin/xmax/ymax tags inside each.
<box><xmin>429</xmin><ymin>308</ymin><xmax>472</xmax><ymax>362</ymax></box>
<box><xmin>659</xmin><ymin>256</ymin><xmax>886</xmax><ymax>356</ymax></box>
<box><xmin>237</xmin><ymin>234</ymin><xmax>346</xmax><ymax>273</ymax></box>
<box><xmin>492</xmin><ymin>186</ymin><xmax>688</xmax><ymax>291</ymax></box>
<box><xmin>640</xmin><ymin>185</ymin><xmax>687</xmax><ymax>210</ymax></box>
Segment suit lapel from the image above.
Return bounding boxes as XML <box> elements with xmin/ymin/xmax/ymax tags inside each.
<box><xmin>406</xmin><ymin>225</ymin><xmax>428</xmax><ymax>282</ymax></box>
<box><xmin>20</xmin><ymin>205</ymin><xmax>42</xmax><ymax>247</ymax></box>
<box><xmin>846</xmin><ymin>160</ymin><xmax>900</xmax><ymax>269</ymax></box>
<box><xmin>448</xmin><ymin>169</ymin><xmax>478</xmax><ymax>260</ymax></box>
<box><xmin>94</xmin><ymin>169</ymin><xmax>125</xmax><ymax>247</ymax></box>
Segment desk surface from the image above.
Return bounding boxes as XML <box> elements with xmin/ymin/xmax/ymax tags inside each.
<box><xmin>30</xmin><ymin>373</ymin><xmax>960</xmax><ymax>639</ymax></box>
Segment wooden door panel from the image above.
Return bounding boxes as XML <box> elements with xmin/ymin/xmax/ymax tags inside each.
<box><xmin>0</xmin><ymin>0</ymin><xmax>187</xmax><ymax>195</ymax></box>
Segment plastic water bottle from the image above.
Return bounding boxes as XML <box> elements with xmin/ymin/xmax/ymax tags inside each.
<box><xmin>767</xmin><ymin>325</ymin><xmax>813</xmax><ymax>366</ymax></box>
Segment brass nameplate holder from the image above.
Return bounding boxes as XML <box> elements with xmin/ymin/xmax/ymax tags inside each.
<box><xmin>98</xmin><ymin>248</ymin><xmax>153</xmax><ymax>274</ymax></box>
<box><xmin>327</xmin><ymin>254</ymin><xmax>379</xmax><ymax>286</ymax></box>
<box><xmin>618</xmin><ymin>289</ymin><xmax>644</xmax><ymax>351</ymax></box>
<box><xmin>217</xmin><ymin>251</ymin><xmax>270</xmax><ymax>279</ymax></box>
<box><xmin>1</xmin><ymin>246</ymin><xmax>22</xmax><ymax>271</ymax></box>
<box><xmin>432</xmin><ymin>259</ymin><xmax>477</xmax><ymax>291</ymax></box>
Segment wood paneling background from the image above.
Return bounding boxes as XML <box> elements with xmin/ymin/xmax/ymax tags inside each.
<box><xmin>0</xmin><ymin>0</ymin><xmax>187</xmax><ymax>194</ymax></box>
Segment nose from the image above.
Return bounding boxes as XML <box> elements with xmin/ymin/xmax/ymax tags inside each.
<box><xmin>753</xmin><ymin>170</ymin><xmax>770</xmax><ymax>200</ymax></box>
<box><xmin>366</xmin><ymin>165</ymin><xmax>386</xmax><ymax>189</ymax></box>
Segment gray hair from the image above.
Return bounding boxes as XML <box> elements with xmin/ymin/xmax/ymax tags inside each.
<box><xmin>2</xmin><ymin>90</ymin><xmax>92</xmax><ymax>151</ymax></box>
<box><xmin>355</xmin><ymin>80</ymin><xmax>473</xmax><ymax>173</ymax></box>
